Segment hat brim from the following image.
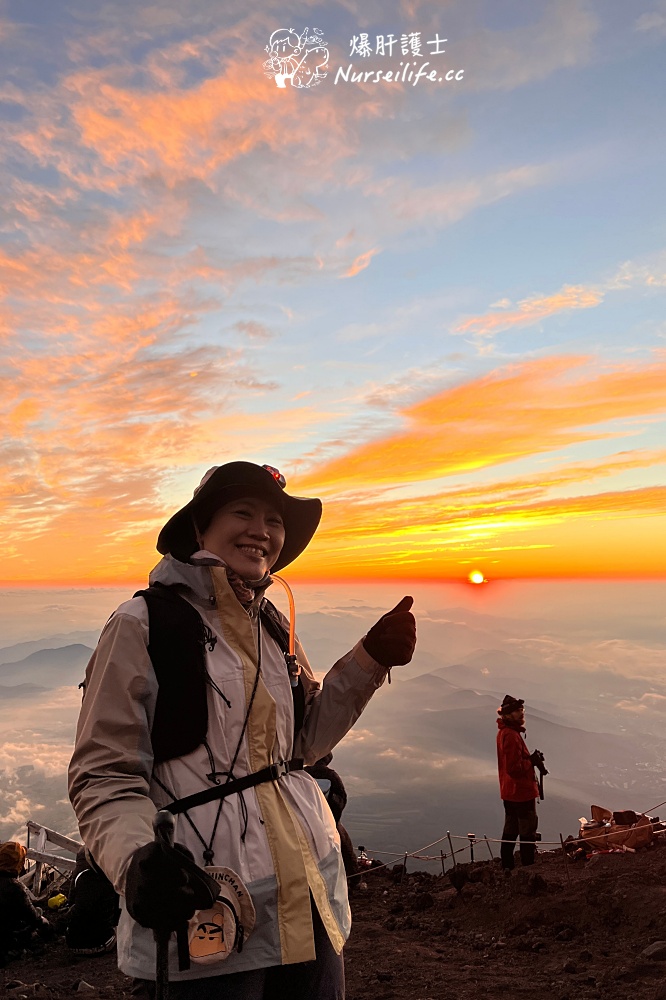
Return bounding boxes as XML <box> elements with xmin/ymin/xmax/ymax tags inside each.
<box><xmin>157</xmin><ymin>462</ymin><xmax>322</xmax><ymax>573</ymax></box>
<box><xmin>498</xmin><ymin>698</ymin><xmax>525</xmax><ymax>715</ymax></box>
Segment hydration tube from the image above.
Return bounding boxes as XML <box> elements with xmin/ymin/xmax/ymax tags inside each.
<box><xmin>270</xmin><ymin>573</ymin><xmax>301</xmax><ymax>686</ymax></box>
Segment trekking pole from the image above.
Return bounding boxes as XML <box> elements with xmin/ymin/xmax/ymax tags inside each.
<box><xmin>447</xmin><ymin>831</ymin><xmax>456</xmax><ymax>868</ymax></box>
<box><xmin>153</xmin><ymin>810</ymin><xmax>175</xmax><ymax>1000</ymax></box>
<box><xmin>484</xmin><ymin>835</ymin><xmax>494</xmax><ymax>860</ymax></box>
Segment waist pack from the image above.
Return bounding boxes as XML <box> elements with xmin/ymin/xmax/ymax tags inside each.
<box><xmin>188</xmin><ymin>866</ymin><xmax>256</xmax><ymax>964</ymax></box>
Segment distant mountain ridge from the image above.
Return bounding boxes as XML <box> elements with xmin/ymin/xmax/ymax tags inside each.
<box><xmin>0</xmin><ymin>643</ymin><xmax>93</xmax><ymax>687</ymax></box>
<box><xmin>0</xmin><ymin>631</ymin><xmax>100</xmax><ymax>664</ymax></box>
<box><xmin>0</xmin><ymin>682</ymin><xmax>48</xmax><ymax>698</ymax></box>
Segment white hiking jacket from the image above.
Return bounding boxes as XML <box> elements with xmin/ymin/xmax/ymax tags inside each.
<box><xmin>68</xmin><ymin>554</ymin><xmax>388</xmax><ymax>980</ymax></box>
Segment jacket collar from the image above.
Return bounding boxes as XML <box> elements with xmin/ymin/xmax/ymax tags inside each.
<box><xmin>148</xmin><ymin>553</ymin><xmax>272</xmax><ymax>610</ymax></box>
<box><xmin>497</xmin><ymin>717</ymin><xmax>525</xmax><ymax>733</ymax></box>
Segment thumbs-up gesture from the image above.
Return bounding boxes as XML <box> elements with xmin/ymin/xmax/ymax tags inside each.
<box><xmin>363</xmin><ymin>597</ymin><xmax>416</xmax><ymax>667</ymax></box>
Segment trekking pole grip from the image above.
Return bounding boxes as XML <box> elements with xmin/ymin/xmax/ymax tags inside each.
<box><xmin>152</xmin><ymin>810</ymin><xmax>191</xmax><ymax>975</ymax></box>
<box><xmin>153</xmin><ymin>809</ymin><xmax>175</xmax><ymax>848</ymax></box>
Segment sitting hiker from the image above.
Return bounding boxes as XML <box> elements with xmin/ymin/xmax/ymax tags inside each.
<box><xmin>305</xmin><ymin>755</ymin><xmax>358</xmax><ymax>881</ymax></box>
<box><xmin>496</xmin><ymin>695</ymin><xmax>540</xmax><ymax>870</ymax></box>
<box><xmin>65</xmin><ymin>848</ymin><xmax>120</xmax><ymax>955</ymax></box>
<box><xmin>0</xmin><ymin>841</ymin><xmax>53</xmax><ymax>967</ymax></box>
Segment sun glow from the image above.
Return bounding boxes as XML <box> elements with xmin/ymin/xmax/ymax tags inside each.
<box><xmin>468</xmin><ymin>571</ymin><xmax>486</xmax><ymax>585</ymax></box>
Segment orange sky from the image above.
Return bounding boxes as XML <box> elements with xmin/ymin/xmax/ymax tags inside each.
<box><xmin>1</xmin><ymin>5</ymin><xmax>665</xmax><ymax>586</ymax></box>
<box><xmin>2</xmin><ymin>353</ymin><xmax>665</xmax><ymax>585</ymax></box>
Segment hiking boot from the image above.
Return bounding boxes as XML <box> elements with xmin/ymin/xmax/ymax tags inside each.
<box><xmin>67</xmin><ymin>932</ymin><xmax>116</xmax><ymax>957</ymax></box>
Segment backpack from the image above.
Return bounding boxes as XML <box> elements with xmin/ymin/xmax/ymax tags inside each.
<box><xmin>134</xmin><ymin>583</ymin><xmax>305</xmax><ymax>765</ymax></box>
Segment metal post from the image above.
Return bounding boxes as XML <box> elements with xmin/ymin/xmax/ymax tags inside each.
<box><xmin>400</xmin><ymin>852</ymin><xmax>408</xmax><ymax>884</ymax></box>
<box><xmin>447</xmin><ymin>831</ymin><xmax>456</xmax><ymax>867</ymax></box>
<box><xmin>467</xmin><ymin>833</ymin><xmax>475</xmax><ymax>864</ymax></box>
<box><xmin>484</xmin><ymin>835</ymin><xmax>494</xmax><ymax>859</ymax></box>
<box><xmin>440</xmin><ymin>850</ymin><xmax>446</xmax><ymax>876</ymax></box>
<box><xmin>559</xmin><ymin>833</ymin><xmax>572</xmax><ymax>887</ymax></box>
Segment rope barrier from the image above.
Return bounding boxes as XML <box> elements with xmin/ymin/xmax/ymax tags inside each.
<box><xmin>643</xmin><ymin>798</ymin><xmax>666</xmax><ymax>815</ymax></box>
<box><xmin>348</xmin><ymin>810</ymin><xmax>665</xmax><ymax>875</ymax></box>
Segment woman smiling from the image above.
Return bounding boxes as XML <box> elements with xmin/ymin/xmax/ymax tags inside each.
<box><xmin>69</xmin><ymin>461</ymin><xmax>416</xmax><ymax>1000</ymax></box>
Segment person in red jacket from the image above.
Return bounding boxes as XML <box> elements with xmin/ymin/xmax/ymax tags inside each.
<box><xmin>496</xmin><ymin>695</ymin><xmax>540</xmax><ymax>870</ymax></box>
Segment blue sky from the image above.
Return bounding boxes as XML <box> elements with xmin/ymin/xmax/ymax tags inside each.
<box><xmin>0</xmin><ymin>0</ymin><xmax>664</xmax><ymax>583</ymax></box>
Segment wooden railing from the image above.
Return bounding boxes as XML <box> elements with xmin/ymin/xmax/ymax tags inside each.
<box><xmin>23</xmin><ymin>821</ymin><xmax>82</xmax><ymax>893</ymax></box>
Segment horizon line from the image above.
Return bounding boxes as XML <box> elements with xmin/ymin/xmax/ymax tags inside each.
<box><xmin>0</xmin><ymin>574</ymin><xmax>664</xmax><ymax>590</ymax></box>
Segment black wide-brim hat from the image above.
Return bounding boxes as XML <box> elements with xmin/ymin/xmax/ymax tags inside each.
<box><xmin>157</xmin><ymin>462</ymin><xmax>322</xmax><ymax>573</ymax></box>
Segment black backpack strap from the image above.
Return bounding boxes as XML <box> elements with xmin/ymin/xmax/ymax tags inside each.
<box><xmin>261</xmin><ymin>599</ymin><xmax>305</xmax><ymax>738</ymax></box>
<box><xmin>135</xmin><ymin>585</ymin><xmax>305</xmax><ymax>761</ymax></box>
<box><xmin>134</xmin><ymin>584</ymin><xmax>209</xmax><ymax>765</ymax></box>
<box><xmin>162</xmin><ymin>758</ymin><xmax>304</xmax><ymax>816</ymax></box>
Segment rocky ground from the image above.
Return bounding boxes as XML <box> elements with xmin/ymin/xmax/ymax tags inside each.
<box><xmin>3</xmin><ymin>843</ymin><xmax>666</xmax><ymax>999</ymax></box>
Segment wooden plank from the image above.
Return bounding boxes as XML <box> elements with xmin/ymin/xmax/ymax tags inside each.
<box><xmin>26</xmin><ymin>848</ymin><xmax>77</xmax><ymax>872</ymax></box>
<box><xmin>32</xmin><ymin>829</ymin><xmax>47</xmax><ymax>895</ymax></box>
<box><xmin>26</xmin><ymin>821</ymin><xmax>81</xmax><ymax>855</ymax></box>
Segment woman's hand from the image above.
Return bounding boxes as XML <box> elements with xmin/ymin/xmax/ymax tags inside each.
<box><xmin>125</xmin><ymin>842</ymin><xmax>218</xmax><ymax>932</ymax></box>
<box><xmin>363</xmin><ymin>596</ymin><xmax>416</xmax><ymax>667</ymax></box>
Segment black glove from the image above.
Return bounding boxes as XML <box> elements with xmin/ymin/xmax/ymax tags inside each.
<box><xmin>38</xmin><ymin>914</ymin><xmax>56</xmax><ymax>941</ymax></box>
<box><xmin>125</xmin><ymin>841</ymin><xmax>219</xmax><ymax>933</ymax></box>
<box><xmin>363</xmin><ymin>596</ymin><xmax>416</xmax><ymax>667</ymax></box>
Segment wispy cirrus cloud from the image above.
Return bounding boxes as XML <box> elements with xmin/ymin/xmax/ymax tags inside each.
<box><xmin>295</xmin><ymin>482</ymin><xmax>666</xmax><ymax>578</ymax></box>
<box><xmin>0</xmin><ymin>1</ymin><xmax>659</xmax><ymax>585</ymax></box>
<box><xmin>455</xmin><ymin>0</ymin><xmax>598</xmax><ymax>92</ymax></box>
<box><xmin>0</xmin><ymin>10</ymin><xmax>570</xmax><ymax>584</ymax></box>
<box><xmin>452</xmin><ymin>251</ymin><xmax>666</xmax><ymax>342</ymax></box>
<box><xmin>294</xmin><ymin>354</ymin><xmax>666</xmax><ymax>492</ymax></box>
<box><xmin>635</xmin><ymin>1</ymin><xmax>666</xmax><ymax>35</ymax></box>
<box><xmin>285</xmin><ymin>354</ymin><xmax>666</xmax><ymax>578</ymax></box>
<box><xmin>454</xmin><ymin>285</ymin><xmax>603</xmax><ymax>338</ymax></box>
<box><xmin>342</xmin><ymin>247</ymin><xmax>381</xmax><ymax>278</ymax></box>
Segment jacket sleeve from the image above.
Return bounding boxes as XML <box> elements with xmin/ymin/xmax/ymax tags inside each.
<box><xmin>68</xmin><ymin>609</ymin><xmax>159</xmax><ymax>895</ymax></box>
<box><xmin>500</xmin><ymin>729</ymin><xmax>533</xmax><ymax>781</ymax></box>
<box><xmin>293</xmin><ymin>634</ymin><xmax>388</xmax><ymax>766</ymax></box>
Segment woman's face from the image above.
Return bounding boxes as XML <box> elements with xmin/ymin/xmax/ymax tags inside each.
<box><xmin>201</xmin><ymin>495</ymin><xmax>285</xmax><ymax>579</ymax></box>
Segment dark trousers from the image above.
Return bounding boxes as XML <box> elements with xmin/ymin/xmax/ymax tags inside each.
<box><xmin>501</xmin><ymin>799</ymin><xmax>538</xmax><ymax>869</ymax></box>
<box><xmin>134</xmin><ymin>900</ymin><xmax>344</xmax><ymax>1000</ymax></box>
